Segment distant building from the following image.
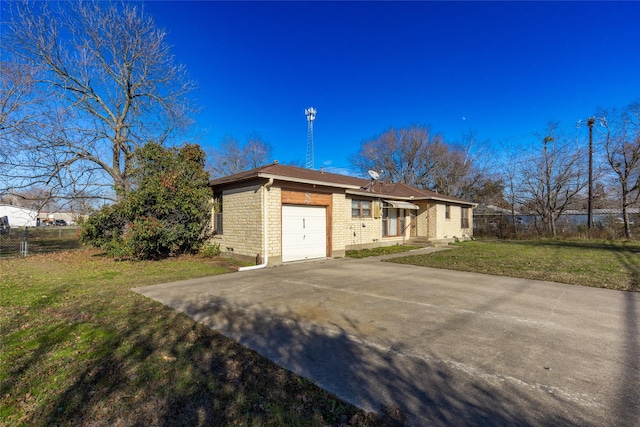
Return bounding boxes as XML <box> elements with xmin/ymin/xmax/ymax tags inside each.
<box><xmin>37</xmin><ymin>212</ymin><xmax>87</xmax><ymax>226</ymax></box>
<box><xmin>474</xmin><ymin>205</ymin><xmax>639</xmax><ymax>236</ymax></box>
<box><xmin>557</xmin><ymin>208</ymin><xmax>639</xmax><ymax>227</ymax></box>
<box><xmin>0</xmin><ymin>204</ymin><xmax>39</xmax><ymax>227</ymax></box>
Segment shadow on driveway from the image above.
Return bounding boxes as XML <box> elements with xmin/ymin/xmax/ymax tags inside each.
<box><xmin>160</xmin><ymin>293</ymin><xmax>594</xmax><ymax>426</ymax></box>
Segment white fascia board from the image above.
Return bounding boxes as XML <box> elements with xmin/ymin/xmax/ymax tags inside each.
<box><xmin>346</xmin><ymin>190</ymin><xmax>420</xmax><ymax>200</ymax></box>
<box><xmin>257</xmin><ymin>173</ymin><xmax>363</xmax><ymax>189</ymax></box>
<box><xmin>346</xmin><ymin>189</ymin><xmax>477</xmax><ymax>207</ymax></box>
<box><xmin>429</xmin><ymin>196</ymin><xmax>478</xmax><ymax>207</ymax></box>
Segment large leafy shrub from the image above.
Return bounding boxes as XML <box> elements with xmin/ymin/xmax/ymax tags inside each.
<box><xmin>82</xmin><ymin>143</ymin><xmax>212</xmax><ymax>259</ymax></box>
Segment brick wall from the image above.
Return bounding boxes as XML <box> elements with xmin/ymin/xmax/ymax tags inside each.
<box><xmin>212</xmin><ymin>184</ymin><xmax>263</xmax><ymax>260</ymax></box>
<box><xmin>416</xmin><ymin>203</ymin><xmax>432</xmax><ymax>238</ymax></box>
<box><xmin>344</xmin><ymin>199</ymin><xmax>409</xmax><ymax>250</ymax></box>
<box><xmin>433</xmin><ymin>204</ymin><xmax>473</xmax><ymax>240</ymax></box>
<box><xmin>331</xmin><ymin>193</ymin><xmax>349</xmax><ymax>256</ymax></box>
<box><xmin>266</xmin><ymin>186</ymin><xmax>281</xmax><ymax>261</ymax></box>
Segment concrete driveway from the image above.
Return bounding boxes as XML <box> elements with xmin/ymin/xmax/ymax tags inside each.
<box><xmin>134</xmin><ymin>251</ymin><xmax>640</xmax><ymax>426</ymax></box>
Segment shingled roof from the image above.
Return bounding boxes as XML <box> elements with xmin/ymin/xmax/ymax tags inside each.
<box><xmin>209</xmin><ymin>163</ymin><xmax>366</xmax><ymax>188</ymax></box>
<box><xmin>209</xmin><ymin>163</ymin><xmax>475</xmax><ymax>206</ymax></box>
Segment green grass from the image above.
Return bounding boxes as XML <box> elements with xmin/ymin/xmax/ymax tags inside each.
<box><xmin>0</xmin><ymin>249</ymin><xmax>386</xmax><ymax>426</ymax></box>
<box><xmin>387</xmin><ymin>239</ymin><xmax>640</xmax><ymax>291</ymax></box>
<box><xmin>346</xmin><ymin>245</ymin><xmax>421</xmax><ymax>259</ymax></box>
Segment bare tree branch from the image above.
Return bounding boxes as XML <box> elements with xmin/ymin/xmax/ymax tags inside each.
<box><xmin>208</xmin><ymin>133</ymin><xmax>273</xmax><ymax>178</ymax></box>
<box><xmin>349</xmin><ymin>125</ymin><xmax>500</xmax><ymax>201</ymax></box>
<box><xmin>598</xmin><ymin>100</ymin><xmax>640</xmax><ymax>238</ymax></box>
<box><xmin>518</xmin><ymin>124</ymin><xmax>587</xmax><ymax>237</ymax></box>
<box><xmin>2</xmin><ymin>0</ymin><xmax>197</xmax><ymax>203</ymax></box>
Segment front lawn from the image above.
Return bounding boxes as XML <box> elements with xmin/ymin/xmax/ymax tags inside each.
<box><xmin>386</xmin><ymin>239</ymin><xmax>640</xmax><ymax>291</ymax></box>
<box><xmin>0</xmin><ymin>249</ymin><xmax>385</xmax><ymax>426</ymax></box>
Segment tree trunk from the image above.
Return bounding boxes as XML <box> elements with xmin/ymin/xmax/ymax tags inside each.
<box><xmin>621</xmin><ymin>189</ymin><xmax>632</xmax><ymax>239</ymax></box>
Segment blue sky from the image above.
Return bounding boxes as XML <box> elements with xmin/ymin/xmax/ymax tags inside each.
<box><xmin>144</xmin><ymin>1</ymin><xmax>640</xmax><ymax>173</ymax></box>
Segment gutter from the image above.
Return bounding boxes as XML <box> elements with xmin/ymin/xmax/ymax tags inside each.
<box><xmin>238</xmin><ymin>178</ymin><xmax>274</xmax><ymax>271</ymax></box>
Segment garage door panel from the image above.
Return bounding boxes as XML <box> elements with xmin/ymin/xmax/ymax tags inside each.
<box><xmin>282</xmin><ymin>205</ymin><xmax>326</xmax><ymax>262</ymax></box>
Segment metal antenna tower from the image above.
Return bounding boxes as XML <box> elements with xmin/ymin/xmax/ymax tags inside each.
<box><xmin>305</xmin><ymin>107</ymin><xmax>316</xmax><ymax>169</ymax></box>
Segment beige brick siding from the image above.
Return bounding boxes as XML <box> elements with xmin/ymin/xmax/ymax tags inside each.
<box><xmin>433</xmin><ymin>203</ymin><xmax>473</xmax><ymax>240</ymax></box>
<box><xmin>212</xmin><ymin>184</ymin><xmax>264</xmax><ymax>258</ymax></box>
<box><xmin>416</xmin><ymin>202</ymin><xmax>433</xmax><ymax>238</ymax></box>
<box><xmin>331</xmin><ymin>193</ymin><xmax>350</xmax><ymax>256</ymax></box>
<box><xmin>344</xmin><ymin>198</ymin><xmax>409</xmax><ymax>250</ymax></box>
<box><xmin>266</xmin><ymin>186</ymin><xmax>281</xmax><ymax>258</ymax></box>
<box><xmin>429</xmin><ymin>204</ymin><xmax>439</xmax><ymax>239</ymax></box>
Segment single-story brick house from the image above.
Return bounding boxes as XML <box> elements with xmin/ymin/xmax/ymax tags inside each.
<box><xmin>209</xmin><ymin>163</ymin><xmax>476</xmax><ymax>266</ymax></box>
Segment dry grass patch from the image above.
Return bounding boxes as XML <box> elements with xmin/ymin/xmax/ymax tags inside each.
<box><xmin>1</xmin><ymin>249</ymin><xmax>387</xmax><ymax>426</ymax></box>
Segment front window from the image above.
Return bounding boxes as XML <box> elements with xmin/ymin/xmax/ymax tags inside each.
<box><xmin>461</xmin><ymin>207</ymin><xmax>470</xmax><ymax>229</ymax></box>
<box><xmin>351</xmin><ymin>200</ymin><xmax>371</xmax><ymax>218</ymax></box>
<box><xmin>445</xmin><ymin>205</ymin><xmax>451</xmax><ymax>219</ymax></box>
<box><xmin>213</xmin><ymin>196</ymin><xmax>223</xmax><ymax>234</ymax></box>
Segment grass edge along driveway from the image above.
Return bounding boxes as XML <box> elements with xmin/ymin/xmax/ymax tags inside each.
<box><xmin>387</xmin><ymin>239</ymin><xmax>640</xmax><ymax>292</ymax></box>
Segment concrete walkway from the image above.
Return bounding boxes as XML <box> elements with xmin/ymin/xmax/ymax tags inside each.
<box><xmin>134</xmin><ymin>253</ymin><xmax>640</xmax><ymax>426</ymax></box>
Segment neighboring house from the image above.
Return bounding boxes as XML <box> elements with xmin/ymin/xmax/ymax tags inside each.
<box><xmin>209</xmin><ymin>163</ymin><xmax>476</xmax><ymax>265</ymax></box>
<box><xmin>0</xmin><ymin>204</ymin><xmax>39</xmax><ymax>227</ymax></box>
<box><xmin>473</xmin><ymin>204</ymin><xmax>517</xmax><ymax>236</ymax></box>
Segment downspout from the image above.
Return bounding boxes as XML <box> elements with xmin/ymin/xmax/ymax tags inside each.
<box><xmin>238</xmin><ymin>178</ymin><xmax>273</xmax><ymax>271</ymax></box>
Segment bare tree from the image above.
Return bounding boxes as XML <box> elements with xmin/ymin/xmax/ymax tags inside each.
<box><xmin>519</xmin><ymin>125</ymin><xmax>587</xmax><ymax>237</ymax></box>
<box><xmin>499</xmin><ymin>142</ymin><xmax>526</xmax><ymax>235</ymax></box>
<box><xmin>435</xmin><ymin>131</ymin><xmax>503</xmax><ymax>202</ymax></box>
<box><xmin>351</xmin><ymin>125</ymin><xmax>446</xmax><ymax>188</ymax></box>
<box><xmin>350</xmin><ymin>125</ymin><xmax>496</xmax><ymax>200</ymax></box>
<box><xmin>0</xmin><ymin>60</ymin><xmax>38</xmax><ymax>141</ymax></box>
<box><xmin>208</xmin><ymin>134</ymin><xmax>273</xmax><ymax>178</ymax></box>
<box><xmin>1</xmin><ymin>0</ymin><xmax>196</xmax><ymax>202</ymax></box>
<box><xmin>598</xmin><ymin>101</ymin><xmax>640</xmax><ymax>239</ymax></box>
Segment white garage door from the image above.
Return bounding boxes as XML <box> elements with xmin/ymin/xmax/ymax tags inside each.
<box><xmin>282</xmin><ymin>205</ymin><xmax>327</xmax><ymax>262</ymax></box>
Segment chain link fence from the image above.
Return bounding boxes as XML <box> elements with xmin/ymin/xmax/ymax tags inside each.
<box><xmin>0</xmin><ymin>226</ymin><xmax>83</xmax><ymax>258</ymax></box>
<box><xmin>474</xmin><ymin>212</ymin><xmax>640</xmax><ymax>239</ymax></box>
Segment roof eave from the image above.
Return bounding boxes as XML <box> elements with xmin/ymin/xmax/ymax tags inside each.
<box><xmin>345</xmin><ymin>189</ymin><xmax>477</xmax><ymax>206</ymax></box>
<box><xmin>346</xmin><ymin>189</ymin><xmax>413</xmax><ymax>199</ymax></box>
<box><xmin>257</xmin><ymin>173</ymin><xmax>363</xmax><ymax>189</ymax></box>
<box><xmin>428</xmin><ymin>196</ymin><xmax>478</xmax><ymax>207</ymax></box>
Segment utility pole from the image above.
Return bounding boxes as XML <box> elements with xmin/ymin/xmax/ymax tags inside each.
<box><xmin>587</xmin><ymin>117</ymin><xmax>594</xmax><ymax>230</ymax></box>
